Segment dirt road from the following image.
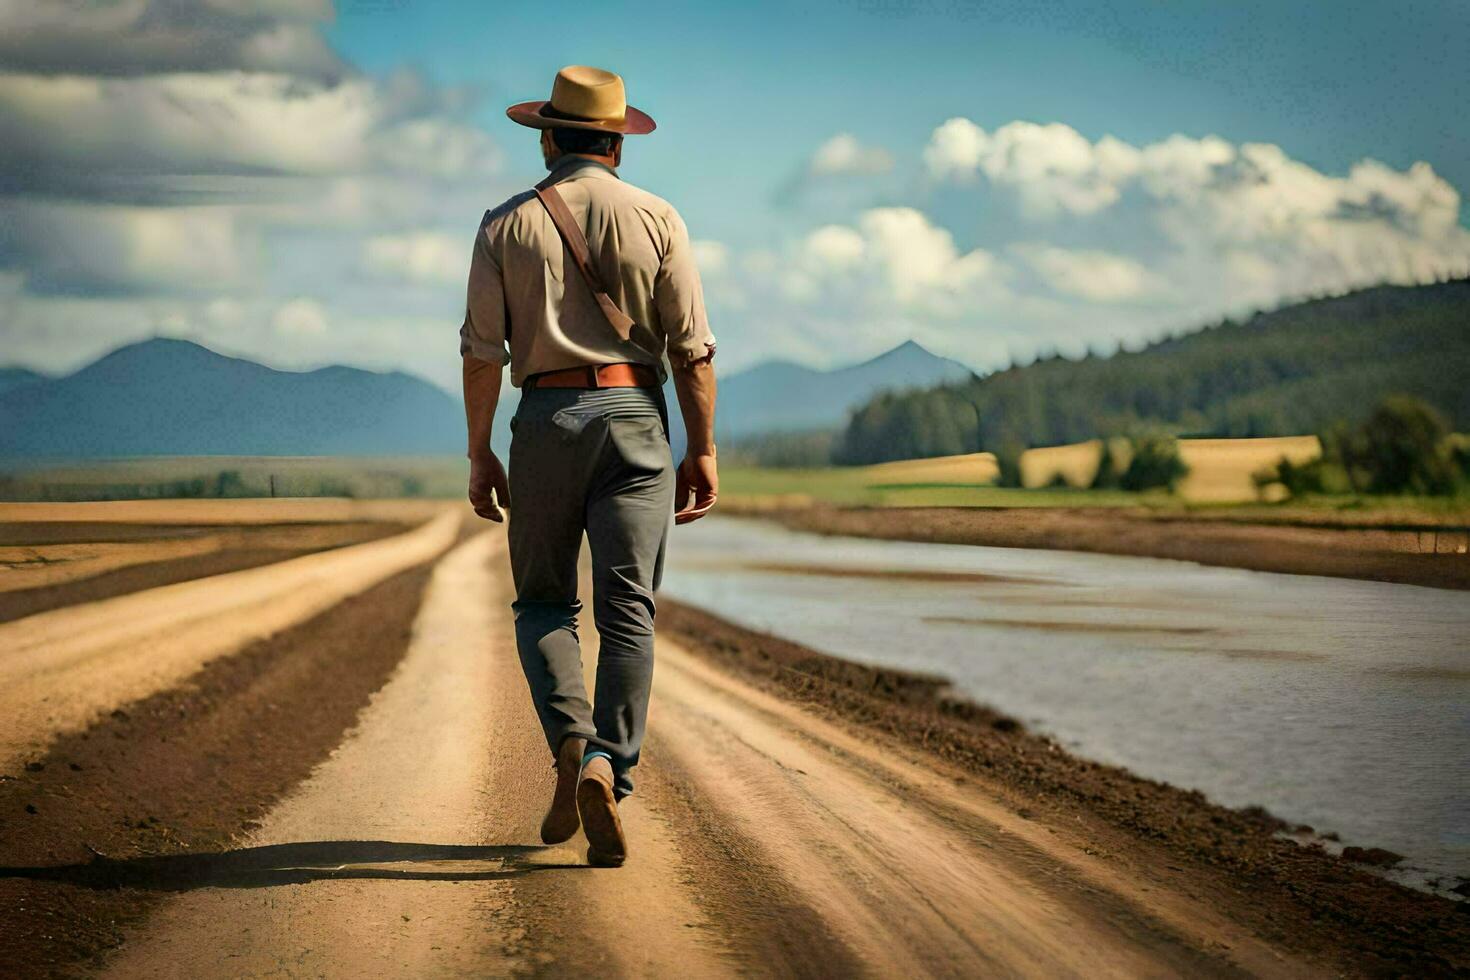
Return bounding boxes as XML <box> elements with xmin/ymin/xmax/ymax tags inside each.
<box><xmin>0</xmin><ymin>522</ymin><xmax>1338</xmax><ymax>977</ymax></box>
<box><xmin>0</xmin><ymin>509</ymin><xmax>458</xmax><ymax>775</ymax></box>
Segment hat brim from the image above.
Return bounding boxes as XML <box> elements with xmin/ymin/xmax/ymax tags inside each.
<box><xmin>506</xmin><ymin>100</ymin><xmax>656</xmax><ymax>135</ymax></box>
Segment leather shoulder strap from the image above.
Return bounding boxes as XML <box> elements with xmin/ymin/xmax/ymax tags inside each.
<box><xmin>533</xmin><ymin>182</ymin><xmax>636</xmax><ymax>342</ymax></box>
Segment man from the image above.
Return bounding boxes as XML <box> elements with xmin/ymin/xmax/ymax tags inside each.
<box><xmin>459</xmin><ymin>65</ymin><xmax>718</xmax><ymax>868</ymax></box>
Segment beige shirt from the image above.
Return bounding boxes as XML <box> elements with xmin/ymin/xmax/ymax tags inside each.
<box><xmin>459</xmin><ymin>156</ymin><xmax>716</xmax><ymax>387</ymax></box>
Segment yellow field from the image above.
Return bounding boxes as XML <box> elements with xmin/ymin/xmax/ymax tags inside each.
<box><xmin>1175</xmin><ymin>436</ymin><xmax>1322</xmax><ymax>502</ymax></box>
<box><xmin>776</xmin><ymin>435</ymin><xmax>1325</xmax><ymax>505</ymax></box>
<box><xmin>1019</xmin><ymin>441</ymin><xmax>1110</xmax><ymax>490</ymax></box>
<box><xmin>1013</xmin><ymin>435</ymin><xmax>1322</xmax><ymax>502</ymax></box>
<box><xmin>0</xmin><ymin>498</ymin><xmax>450</xmax><ymax>525</ymax></box>
<box><xmin>865</xmin><ymin>452</ymin><xmax>1000</xmax><ymax>486</ymax></box>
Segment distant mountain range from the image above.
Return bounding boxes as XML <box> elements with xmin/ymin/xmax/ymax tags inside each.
<box><xmin>0</xmin><ymin>339</ymin><xmax>465</xmax><ymax>457</ymax></box>
<box><xmin>0</xmin><ymin>336</ymin><xmax>966</xmax><ymax>459</ymax></box>
<box><xmin>708</xmin><ymin>340</ymin><xmax>973</xmax><ymax>441</ymax></box>
<box><xmin>0</xmin><ymin>367</ymin><xmax>45</xmax><ymax>395</ymax></box>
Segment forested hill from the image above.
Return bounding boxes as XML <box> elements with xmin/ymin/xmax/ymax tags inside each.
<box><xmin>835</xmin><ymin>279</ymin><xmax>1470</xmax><ymax>465</ymax></box>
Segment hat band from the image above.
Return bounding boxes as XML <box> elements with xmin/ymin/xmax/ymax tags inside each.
<box><xmin>543</xmin><ymin>101</ymin><xmax>624</xmax><ymax>124</ymax></box>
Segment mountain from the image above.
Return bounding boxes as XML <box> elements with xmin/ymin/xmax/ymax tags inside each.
<box><xmin>0</xmin><ymin>367</ymin><xmax>45</xmax><ymax>395</ymax></box>
<box><xmin>836</xmin><ymin>280</ymin><xmax>1470</xmax><ymax>464</ymax></box>
<box><xmin>0</xmin><ymin>338</ymin><xmax>464</xmax><ymax>457</ymax></box>
<box><xmin>0</xmin><ymin>336</ymin><xmax>969</xmax><ymax>461</ymax></box>
<box><xmin>709</xmin><ymin>340</ymin><xmax>973</xmax><ymax>440</ymax></box>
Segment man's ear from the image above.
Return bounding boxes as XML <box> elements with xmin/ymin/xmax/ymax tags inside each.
<box><xmin>613</xmin><ymin>137</ymin><xmax>623</xmax><ymax>167</ymax></box>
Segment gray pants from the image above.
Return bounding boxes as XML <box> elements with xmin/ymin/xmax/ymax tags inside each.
<box><xmin>507</xmin><ymin>384</ymin><xmax>674</xmax><ymax>799</ymax></box>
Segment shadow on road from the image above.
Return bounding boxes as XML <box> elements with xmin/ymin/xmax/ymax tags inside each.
<box><xmin>0</xmin><ymin>839</ymin><xmax>583</xmax><ymax>891</ymax></box>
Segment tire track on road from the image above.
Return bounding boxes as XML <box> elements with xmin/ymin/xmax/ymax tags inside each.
<box><xmin>99</xmin><ymin>532</ymin><xmax>532</xmax><ymax>978</ymax></box>
<box><xmin>643</xmin><ymin>644</ymin><xmax>1300</xmax><ymax>977</ymax></box>
<box><xmin>0</xmin><ymin>509</ymin><xmax>459</xmax><ymax>773</ymax></box>
<box><xmin>0</xmin><ymin>561</ymin><xmax>439</xmax><ymax>977</ymax></box>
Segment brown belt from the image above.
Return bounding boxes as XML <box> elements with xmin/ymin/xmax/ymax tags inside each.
<box><xmin>525</xmin><ymin>362</ymin><xmax>659</xmax><ymax>390</ymax></box>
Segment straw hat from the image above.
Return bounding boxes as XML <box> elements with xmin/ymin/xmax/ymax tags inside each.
<box><xmin>506</xmin><ymin>65</ymin><xmax>656</xmax><ymax>135</ymax></box>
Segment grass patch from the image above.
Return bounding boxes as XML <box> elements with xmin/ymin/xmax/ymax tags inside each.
<box><xmin>0</xmin><ymin>456</ymin><xmax>469</xmax><ymax>502</ymax></box>
<box><xmin>722</xmin><ymin>464</ymin><xmax>1468</xmax><ymax>525</ymax></box>
<box><xmin>721</xmin><ymin>466</ymin><xmax>1155</xmax><ymax>509</ymax></box>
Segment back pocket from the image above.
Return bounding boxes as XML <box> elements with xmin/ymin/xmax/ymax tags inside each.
<box><xmin>606</xmin><ymin>416</ymin><xmax>672</xmax><ymax>474</ymax></box>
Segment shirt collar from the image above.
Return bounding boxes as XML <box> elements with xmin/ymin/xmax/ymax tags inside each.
<box><xmin>547</xmin><ymin>155</ymin><xmax>621</xmax><ymax>182</ymax></box>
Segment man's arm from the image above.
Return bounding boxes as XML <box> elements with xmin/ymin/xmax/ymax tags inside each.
<box><xmin>460</xmin><ymin>210</ymin><xmax>512</xmax><ymax>522</ymax></box>
<box><xmin>654</xmin><ymin>205</ymin><xmax>719</xmax><ymax>525</ymax></box>
<box><xmin>463</xmin><ymin>354</ymin><xmax>510</xmax><ymax>521</ymax></box>
<box><xmin>670</xmin><ymin>356</ymin><xmax>717</xmax><ymax>524</ymax></box>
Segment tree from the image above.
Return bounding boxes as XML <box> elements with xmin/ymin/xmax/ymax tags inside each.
<box><xmin>993</xmin><ymin>439</ymin><xmax>1026</xmax><ymax>488</ymax></box>
<box><xmin>1118</xmin><ymin>433</ymin><xmax>1188</xmax><ymax>491</ymax></box>
<box><xmin>1253</xmin><ymin>454</ymin><xmax>1329</xmax><ymax>499</ymax></box>
<box><xmin>1090</xmin><ymin>439</ymin><xmax>1121</xmax><ymax>489</ymax></box>
<box><xmin>1450</xmin><ymin>435</ymin><xmax>1470</xmax><ymax>482</ymax></box>
<box><xmin>1341</xmin><ymin>395</ymin><xmax>1459</xmax><ymax>495</ymax></box>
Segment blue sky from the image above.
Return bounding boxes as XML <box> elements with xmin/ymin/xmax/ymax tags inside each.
<box><xmin>2</xmin><ymin>0</ymin><xmax>1467</xmax><ymax>389</ymax></box>
<box><xmin>328</xmin><ymin>0</ymin><xmax>1470</xmax><ymax>246</ymax></box>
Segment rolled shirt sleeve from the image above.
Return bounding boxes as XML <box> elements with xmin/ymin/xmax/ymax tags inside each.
<box><xmin>654</xmin><ymin>210</ymin><xmax>717</xmax><ymax>367</ymax></box>
<box><xmin>458</xmin><ymin>212</ymin><xmax>511</xmax><ymax>365</ymax></box>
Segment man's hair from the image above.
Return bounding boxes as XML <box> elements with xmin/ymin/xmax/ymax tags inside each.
<box><xmin>550</xmin><ymin>127</ymin><xmax>622</xmax><ymax>157</ymax></box>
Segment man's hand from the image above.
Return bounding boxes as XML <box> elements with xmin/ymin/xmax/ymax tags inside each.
<box><xmin>674</xmin><ymin>452</ymin><xmax>717</xmax><ymax>525</ymax></box>
<box><xmin>463</xmin><ymin>353</ymin><xmax>507</xmax><ymax>521</ymax></box>
<box><xmin>670</xmin><ymin>354</ymin><xmax>717</xmax><ymax>525</ymax></box>
<box><xmin>468</xmin><ymin>452</ymin><xmax>511</xmax><ymax>522</ymax></box>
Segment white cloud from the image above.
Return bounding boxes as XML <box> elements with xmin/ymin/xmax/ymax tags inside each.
<box><xmin>0</xmin><ymin>71</ymin><xmax>501</xmax><ymax>184</ymax></box>
<box><xmin>702</xmin><ymin>120</ymin><xmax>1470</xmax><ymax>374</ymax></box>
<box><xmin>762</xmin><ymin>208</ymin><xmax>1005</xmax><ymax>316</ymax></box>
<box><xmin>1012</xmin><ymin>244</ymin><xmax>1160</xmax><ymax>302</ymax></box>
<box><xmin>370</xmin><ymin>116</ymin><xmax>505</xmax><ymax>181</ymax></box>
<box><xmin>776</xmin><ymin>132</ymin><xmax>897</xmax><ymax>206</ymax></box>
<box><xmin>0</xmin><ymin>0</ymin><xmax>343</xmax><ymax>79</ymax></box>
<box><xmin>691</xmin><ymin>239</ymin><xmax>730</xmax><ymax>275</ymax></box>
<box><xmin>856</xmin><ymin>208</ymin><xmax>1000</xmax><ymax>303</ymax></box>
<box><xmin>0</xmin><ymin>0</ymin><xmax>507</xmax><ymax>334</ymax></box>
<box><xmin>203</xmin><ymin>296</ymin><xmax>247</xmax><ymax>328</ymax></box>
<box><xmin>802</xmin><ymin>225</ymin><xmax>865</xmax><ymax>271</ymax></box>
<box><xmin>808</xmin><ymin>133</ymin><xmax>894</xmax><ymax>177</ymax></box>
<box><xmin>272</xmin><ymin>297</ymin><xmax>329</xmax><ymax>336</ymax></box>
<box><xmin>363</xmin><ymin>231</ymin><xmax>467</xmax><ymax>284</ymax></box>
<box><xmin>921</xmin><ymin>117</ymin><xmax>1470</xmax><ymax>309</ymax></box>
<box><xmin>926</xmin><ymin>119</ymin><xmax>1469</xmax><ymax>257</ymax></box>
<box><xmin>924</xmin><ymin>118</ymin><xmax>1139</xmax><ymax>217</ymax></box>
<box><xmin>3</xmin><ymin>200</ymin><xmax>248</xmax><ymax>293</ymax></box>
<box><xmin>923</xmin><ymin>118</ymin><xmax>989</xmax><ymax>180</ymax></box>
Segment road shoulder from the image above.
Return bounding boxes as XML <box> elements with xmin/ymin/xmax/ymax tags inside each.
<box><xmin>737</xmin><ymin>504</ymin><xmax>1470</xmax><ymax>590</ymax></box>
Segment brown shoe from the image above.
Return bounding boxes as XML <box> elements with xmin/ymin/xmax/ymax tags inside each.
<box><xmin>577</xmin><ymin>755</ymin><xmax>626</xmax><ymax>867</ymax></box>
<box><xmin>540</xmin><ymin>736</ymin><xmax>586</xmax><ymax>845</ymax></box>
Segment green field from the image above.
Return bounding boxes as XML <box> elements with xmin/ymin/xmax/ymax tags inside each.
<box><xmin>720</xmin><ymin>466</ymin><xmax>1150</xmax><ymax>508</ymax></box>
<box><xmin>720</xmin><ymin>464</ymin><xmax>1470</xmax><ymax>526</ymax></box>
<box><xmin>0</xmin><ymin>456</ymin><xmax>469</xmax><ymax>502</ymax></box>
<box><xmin>3</xmin><ymin>455</ymin><xmax>1465</xmax><ymax>528</ymax></box>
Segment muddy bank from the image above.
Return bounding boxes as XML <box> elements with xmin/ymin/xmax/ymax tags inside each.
<box><xmin>734</xmin><ymin>504</ymin><xmax>1470</xmax><ymax>590</ymax></box>
<box><xmin>658</xmin><ymin>599</ymin><xmax>1470</xmax><ymax>976</ymax></box>
<box><xmin>0</xmin><ymin>562</ymin><xmax>437</xmax><ymax>977</ymax></box>
<box><xmin>0</xmin><ymin>521</ymin><xmax>405</xmax><ymax>623</ymax></box>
